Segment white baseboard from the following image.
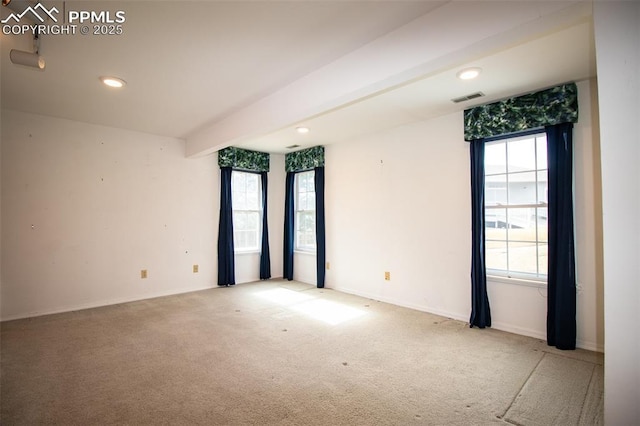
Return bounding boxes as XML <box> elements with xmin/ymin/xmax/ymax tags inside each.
<box><xmin>329</xmin><ymin>284</ymin><xmax>603</xmax><ymax>353</ymax></box>
<box><xmin>330</xmin><ymin>285</ymin><xmax>468</xmax><ymax>323</ymax></box>
<box><xmin>0</xmin><ymin>284</ymin><xmax>218</xmax><ymax>322</ymax></box>
<box><xmin>4</xmin><ymin>280</ymin><xmax>604</xmax><ymax>353</ymax></box>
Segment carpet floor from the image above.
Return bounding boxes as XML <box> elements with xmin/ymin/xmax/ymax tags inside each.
<box><xmin>1</xmin><ymin>279</ymin><xmax>603</xmax><ymax>425</ymax></box>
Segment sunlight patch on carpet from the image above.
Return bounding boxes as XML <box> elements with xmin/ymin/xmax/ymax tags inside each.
<box><xmin>291</xmin><ymin>299</ymin><xmax>366</xmax><ymax>325</ymax></box>
<box><xmin>254</xmin><ymin>288</ymin><xmax>366</xmax><ymax>325</ymax></box>
<box><xmin>255</xmin><ymin>288</ymin><xmax>314</xmax><ymax>305</ymax></box>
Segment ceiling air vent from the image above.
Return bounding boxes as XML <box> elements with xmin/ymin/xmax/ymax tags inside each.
<box><xmin>451</xmin><ymin>92</ymin><xmax>485</xmax><ymax>103</ymax></box>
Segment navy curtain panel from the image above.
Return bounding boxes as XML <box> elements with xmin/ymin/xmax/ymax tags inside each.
<box><xmin>546</xmin><ymin>123</ymin><xmax>576</xmax><ymax>350</ymax></box>
<box><xmin>259</xmin><ymin>172</ymin><xmax>271</xmax><ymax>280</ymax></box>
<box><xmin>217</xmin><ymin>167</ymin><xmax>235</xmax><ymax>286</ymax></box>
<box><xmin>314</xmin><ymin>167</ymin><xmax>326</xmax><ymax>288</ymax></box>
<box><xmin>283</xmin><ymin>171</ymin><xmax>295</xmax><ymax>281</ymax></box>
<box><xmin>470</xmin><ymin>138</ymin><xmax>491</xmax><ymax>328</ymax></box>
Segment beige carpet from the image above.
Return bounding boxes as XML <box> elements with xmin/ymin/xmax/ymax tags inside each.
<box><xmin>1</xmin><ymin>279</ymin><xmax>603</xmax><ymax>425</ymax></box>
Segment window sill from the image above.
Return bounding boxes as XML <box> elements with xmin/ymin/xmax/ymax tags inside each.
<box><xmin>234</xmin><ymin>250</ymin><xmax>260</xmax><ymax>256</ymax></box>
<box><xmin>487</xmin><ymin>274</ymin><xmax>547</xmax><ymax>288</ymax></box>
<box><xmin>294</xmin><ymin>250</ymin><xmax>316</xmax><ymax>256</ymax></box>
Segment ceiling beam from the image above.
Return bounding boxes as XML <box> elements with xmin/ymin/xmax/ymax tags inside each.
<box><xmin>185</xmin><ymin>0</ymin><xmax>590</xmax><ymax>158</ymax></box>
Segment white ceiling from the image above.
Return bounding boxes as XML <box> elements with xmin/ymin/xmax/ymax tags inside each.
<box><xmin>1</xmin><ymin>1</ymin><xmax>596</xmax><ymax>156</ymax></box>
<box><xmin>246</xmin><ymin>19</ymin><xmax>596</xmax><ymax>153</ymax></box>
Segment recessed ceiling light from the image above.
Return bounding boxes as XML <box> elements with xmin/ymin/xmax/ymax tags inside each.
<box><xmin>457</xmin><ymin>67</ymin><xmax>482</xmax><ymax>80</ymax></box>
<box><xmin>100</xmin><ymin>76</ymin><xmax>126</xmax><ymax>88</ymax></box>
<box><xmin>296</xmin><ymin>127</ymin><xmax>310</xmax><ymax>134</ymax></box>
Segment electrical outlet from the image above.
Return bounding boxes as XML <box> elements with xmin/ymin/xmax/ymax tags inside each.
<box><xmin>384</xmin><ymin>271</ymin><xmax>390</xmax><ymax>281</ymax></box>
<box><xmin>141</xmin><ymin>269</ymin><xmax>148</xmax><ymax>279</ymax></box>
<box><xmin>326</xmin><ymin>262</ymin><xmax>330</xmax><ymax>270</ymax></box>
<box><xmin>193</xmin><ymin>264</ymin><xmax>199</xmax><ymax>273</ymax></box>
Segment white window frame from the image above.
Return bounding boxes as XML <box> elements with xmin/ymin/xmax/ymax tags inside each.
<box><xmin>485</xmin><ymin>132</ymin><xmax>548</xmax><ymax>283</ymax></box>
<box><xmin>231</xmin><ymin>171</ymin><xmax>262</xmax><ymax>253</ymax></box>
<box><xmin>295</xmin><ymin>170</ymin><xmax>316</xmax><ymax>253</ymax></box>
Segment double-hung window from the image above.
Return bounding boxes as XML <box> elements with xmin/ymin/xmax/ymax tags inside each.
<box><xmin>485</xmin><ymin>132</ymin><xmax>548</xmax><ymax>280</ymax></box>
<box><xmin>231</xmin><ymin>171</ymin><xmax>261</xmax><ymax>252</ymax></box>
<box><xmin>295</xmin><ymin>171</ymin><xmax>316</xmax><ymax>252</ymax></box>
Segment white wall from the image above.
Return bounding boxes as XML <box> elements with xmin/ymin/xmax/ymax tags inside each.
<box><xmin>325</xmin><ymin>112</ymin><xmax>472</xmax><ymax>318</ymax></box>
<box><xmin>594</xmin><ymin>2</ymin><xmax>640</xmax><ymax>423</ymax></box>
<box><xmin>1</xmin><ymin>111</ymin><xmax>219</xmax><ymax>320</ymax></box>
<box><xmin>573</xmin><ymin>79</ymin><xmax>604</xmax><ymax>351</ymax></box>
<box><xmin>234</xmin><ymin>153</ymin><xmax>285</xmax><ymax>283</ymax></box>
<box><xmin>293</xmin><ymin>251</ymin><xmax>316</xmax><ymax>285</ymax></box>
<box><xmin>268</xmin><ymin>154</ymin><xmax>285</xmax><ymax>280</ymax></box>
<box><xmin>323</xmin><ymin>79</ymin><xmax>603</xmax><ymax>351</ymax></box>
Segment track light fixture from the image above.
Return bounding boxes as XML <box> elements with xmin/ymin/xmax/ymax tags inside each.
<box><xmin>10</xmin><ymin>50</ymin><xmax>45</xmax><ymax>69</ymax></box>
<box><xmin>9</xmin><ymin>30</ymin><xmax>45</xmax><ymax>70</ymax></box>
<box><xmin>3</xmin><ymin>1</ymin><xmax>46</xmax><ymax>69</ymax></box>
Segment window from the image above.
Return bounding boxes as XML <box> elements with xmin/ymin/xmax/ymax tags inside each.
<box><xmin>485</xmin><ymin>132</ymin><xmax>548</xmax><ymax>280</ymax></box>
<box><xmin>232</xmin><ymin>171</ymin><xmax>261</xmax><ymax>252</ymax></box>
<box><xmin>295</xmin><ymin>171</ymin><xmax>316</xmax><ymax>252</ymax></box>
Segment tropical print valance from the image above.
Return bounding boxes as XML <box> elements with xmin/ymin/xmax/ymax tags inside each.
<box><xmin>285</xmin><ymin>146</ymin><xmax>325</xmax><ymax>172</ymax></box>
<box><xmin>218</xmin><ymin>147</ymin><xmax>270</xmax><ymax>172</ymax></box>
<box><xmin>464</xmin><ymin>83</ymin><xmax>578</xmax><ymax>141</ymax></box>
